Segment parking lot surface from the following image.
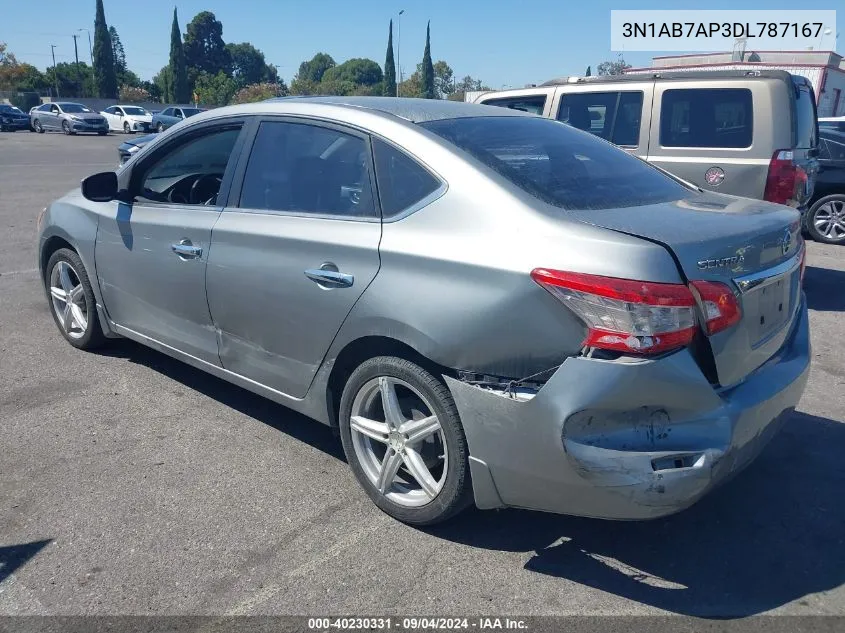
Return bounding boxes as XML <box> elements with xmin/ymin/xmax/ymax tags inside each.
<box><xmin>1</xmin><ymin>130</ymin><xmax>844</xmax><ymax>618</ymax></box>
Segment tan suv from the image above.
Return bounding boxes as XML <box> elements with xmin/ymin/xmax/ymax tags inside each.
<box><xmin>474</xmin><ymin>70</ymin><xmax>819</xmax><ymax>214</ymax></box>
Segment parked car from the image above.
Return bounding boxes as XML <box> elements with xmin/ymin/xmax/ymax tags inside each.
<box><xmin>819</xmin><ymin>116</ymin><xmax>845</xmax><ymax>134</ymax></box>
<box><xmin>30</xmin><ymin>102</ymin><xmax>108</xmax><ymax>135</ymax></box>
<box><xmin>805</xmin><ymin>128</ymin><xmax>845</xmax><ymax>244</ymax></box>
<box><xmin>474</xmin><ymin>71</ymin><xmax>818</xmax><ymax>215</ymax></box>
<box><xmin>117</xmin><ymin>132</ymin><xmax>156</xmax><ymax>165</ymax></box>
<box><xmin>151</xmin><ymin>106</ymin><xmax>204</xmax><ymax>132</ymax></box>
<box><xmin>0</xmin><ymin>103</ymin><xmax>30</xmax><ymax>131</ymax></box>
<box><xmin>101</xmin><ymin>104</ymin><xmax>154</xmax><ymax>134</ymax></box>
<box><xmin>37</xmin><ymin>97</ymin><xmax>810</xmax><ymax>525</ymax></box>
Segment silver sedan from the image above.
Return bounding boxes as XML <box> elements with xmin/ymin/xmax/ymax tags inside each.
<box><xmin>36</xmin><ymin>97</ymin><xmax>810</xmax><ymax>525</ymax></box>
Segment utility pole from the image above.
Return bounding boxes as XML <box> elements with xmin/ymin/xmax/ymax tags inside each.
<box><xmin>72</xmin><ymin>34</ymin><xmax>81</xmax><ymax>97</ymax></box>
<box><xmin>397</xmin><ymin>9</ymin><xmax>404</xmax><ymax>97</ymax></box>
<box><xmin>50</xmin><ymin>44</ymin><xmax>60</xmax><ymax>99</ymax></box>
<box><xmin>77</xmin><ymin>29</ymin><xmax>94</xmax><ymax>96</ymax></box>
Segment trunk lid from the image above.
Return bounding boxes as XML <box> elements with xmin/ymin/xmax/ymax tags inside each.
<box><xmin>568</xmin><ymin>192</ymin><xmax>803</xmax><ymax>387</ymax></box>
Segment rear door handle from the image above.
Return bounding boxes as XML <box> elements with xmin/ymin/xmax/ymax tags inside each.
<box><xmin>304</xmin><ymin>267</ymin><xmax>354</xmax><ymax>289</ymax></box>
<box><xmin>171</xmin><ymin>239</ymin><xmax>203</xmax><ymax>259</ymax></box>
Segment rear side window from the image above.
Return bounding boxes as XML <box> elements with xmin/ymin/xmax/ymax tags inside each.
<box><xmin>794</xmin><ymin>82</ymin><xmax>818</xmax><ymax>149</ymax></box>
<box><xmin>557</xmin><ymin>91</ymin><xmax>643</xmax><ymax>146</ymax></box>
<box><xmin>660</xmin><ymin>88</ymin><xmax>752</xmax><ymax>148</ymax></box>
<box><xmin>421</xmin><ymin>116</ymin><xmax>688</xmax><ymax>211</ymax></box>
<box><xmin>481</xmin><ymin>95</ymin><xmax>547</xmax><ymax>116</ymax></box>
<box><xmin>372</xmin><ymin>138</ymin><xmax>441</xmax><ymax>218</ymax></box>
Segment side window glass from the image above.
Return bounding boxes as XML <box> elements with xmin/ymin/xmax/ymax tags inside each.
<box><xmin>51</xmin><ymin>105</ymin><xmax>59</xmax><ymax>113</ymax></box>
<box><xmin>161</xmin><ymin>108</ymin><xmax>172</xmax><ymax>116</ymax></box>
<box><xmin>818</xmin><ymin>139</ymin><xmax>831</xmax><ymax>160</ymax></box>
<box><xmin>612</xmin><ymin>92</ymin><xmax>643</xmax><ymax>146</ymax></box>
<box><xmin>660</xmin><ymin>88</ymin><xmax>752</xmax><ymax>148</ymax></box>
<box><xmin>557</xmin><ymin>91</ymin><xmax>643</xmax><ymax>146</ymax></box>
<box><xmin>827</xmin><ymin>139</ymin><xmax>845</xmax><ymax>160</ymax></box>
<box><xmin>372</xmin><ymin>138</ymin><xmax>441</xmax><ymax>218</ymax></box>
<box><xmin>239</xmin><ymin>121</ymin><xmax>376</xmax><ymax>218</ymax></box>
<box><xmin>136</xmin><ymin>126</ymin><xmax>241</xmax><ymax>206</ymax></box>
<box><xmin>175</xmin><ymin>109</ymin><xmax>183</xmax><ymax>118</ymax></box>
<box><xmin>104</xmin><ymin>107</ymin><xmax>114</xmax><ymax>114</ymax></box>
<box><xmin>482</xmin><ymin>96</ymin><xmax>546</xmax><ymax>115</ymax></box>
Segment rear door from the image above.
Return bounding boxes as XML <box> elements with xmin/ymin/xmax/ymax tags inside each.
<box><xmin>790</xmin><ymin>76</ymin><xmax>820</xmax><ymax>207</ymax></box>
<box><xmin>647</xmin><ymin>81</ymin><xmax>767</xmax><ymax>198</ymax></box>
<box><xmin>206</xmin><ymin>117</ymin><xmax>382</xmax><ymax>399</ymax></box>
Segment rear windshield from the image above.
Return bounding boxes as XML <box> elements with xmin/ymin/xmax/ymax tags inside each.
<box><xmin>420</xmin><ymin>116</ymin><xmax>689</xmax><ymax>210</ymax></box>
<box><xmin>794</xmin><ymin>82</ymin><xmax>818</xmax><ymax>149</ymax></box>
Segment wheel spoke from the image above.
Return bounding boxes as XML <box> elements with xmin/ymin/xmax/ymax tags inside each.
<box><xmin>402</xmin><ymin>447</ymin><xmax>440</xmax><ymax>499</ymax></box>
<box><xmin>350</xmin><ymin>415</ymin><xmax>389</xmax><ymax>443</ymax></box>
<box><xmin>62</xmin><ymin>302</ymin><xmax>74</xmax><ymax>332</ymax></box>
<box><xmin>70</xmin><ymin>303</ymin><xmax>87</xmax><ymax>331</ymax></box>
<box><xmin>376</xmin><ymin>447</ymin><xmax>404</xmax><ymax>494</ymax></box>
<box><xmin>69</xmin><ymin>285</ymin><xmax>84</xmax><ymax>305</ymax></box>
<box><xmin>400</xmin><ymin>415</ymin><xmax>440</xmax><ymax>445</ymax></box>
<box><xmin>50</xmin><ymin>286</ymin><xmax>68</xmax><ymax>303</ymax></box>
<box><xmin>58</xmin><ymin>262</ymin><xmax>74</xmax><ymax>292</ymax></box>
<box><xmin>379</xmin><ymin>377</ymin><xmax>406</xmax><ymax>430</ymax></box>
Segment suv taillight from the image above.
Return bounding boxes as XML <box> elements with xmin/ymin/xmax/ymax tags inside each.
<box><xmin>531</xmin><ymin>269</ymin><xmax>741</xmax><ymax>356</ymax></box>
<box><xmin>764</xmin><ymin>150</ymin><xmax>808</xmax><ymax>206</ymax></box>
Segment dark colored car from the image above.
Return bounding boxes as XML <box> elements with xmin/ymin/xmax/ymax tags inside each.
<box><xmin>806</xmin><ymin>128</ymin><xmax>845</xmax><ymax>244</ymax></box>
<box><xmin>0</xmin><ymin>104</ymin><xmax>31</xmax><ymax>131</ymax></box>
<box><xmin>819</xmin><ymin>118</ymin><xmax>845</xmax><ymax>134</ymax></box>
<box><xmin>151</xmin><ymin>106</ymin><xmax>204</xmax><ymax>132</ymax></box>
<box><xmin>117</xmin><ymin>132</ymin><xmax>157</xmax><ymax>165</ymax></box>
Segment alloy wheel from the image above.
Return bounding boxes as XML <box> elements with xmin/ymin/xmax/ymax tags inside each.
<box><xmin>49</xmin><ymin>260</ymin><xmax>88</xmax><ymax>339</ymax></box>
<box><xmin>349</xmin><ymin>376</ymin><xmax>447</xmax><ymax>507</ymax></box>
<box><xmin>813</xmin><ymin>200</ymin><xmax>845</xmax><ymax>242</ymax></box>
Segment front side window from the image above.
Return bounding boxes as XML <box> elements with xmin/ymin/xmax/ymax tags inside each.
<box><xmin>183</xmin><ymin>108</ymin><xmax>203</xmax><ymax>117</ymax></box>
<box><xmin>239</xmin><ymin>120</ymin><xmax>376</xmax><ymax>218</ymax></box>
<box><xmin>660</xmin><ymin>88</ymin><xmax>753</xmax><ymax>148</ymax></box>
<box><xmin>174</xmin><ymin>109</ymin><xmax>184</xmax><ymax>118</ymax></box>
<box><xmin>482</xmin><ymin>95</ymin><xmax>547</xmax><ymax>116</ymax></box>
<box><xmin>557</xmin><ymin>91</ymin><xmax>643</xmax><ymax>146</ymax></box>
<box><xmin>372</xmin><ymin>138</ymin><xmax>441</xmax><ymax>217</ymax></box>
<box><xmin>421</xmin><ymin>116</ymin><xmax>689</xmax><ymax>211</ymax></box>
<box><xmin>136</xmin><ymin>125</ymin><xmax>242</xmax><ymax>206</ymax></box>
<box><xmin>50</xmin><ymin>105</ymin><xmax>60</xmax><ymax>113</ymax></box>
<box><xmin>103</xmin><ymin>106</ymin><xmax>115</xmax><ymax>115</ymax></box>
<box><xmin>123</xmin><ymin>106</ymin><xmax>147</xmax><ymax>116</ymax></box>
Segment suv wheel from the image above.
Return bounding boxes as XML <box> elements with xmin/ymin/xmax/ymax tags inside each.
<box><xmin>338</xmin><ymin>356</ymin><xmax>472</xmax><ymax>525</ymax></box>
<box><xmin>807</xmin><ymin>195</ymin><xmax>845</xmax><ymax>245</ymax></box>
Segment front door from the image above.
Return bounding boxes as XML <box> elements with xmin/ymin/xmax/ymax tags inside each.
<box><xmin>206</xmin><ymin>118</ymin><xmax>382</xmax><ymax>398</ymax></box>
<box><xmin>95</xmin><ymin>120</ymin><xmax>248</xmax><ymax>364</ymax></box>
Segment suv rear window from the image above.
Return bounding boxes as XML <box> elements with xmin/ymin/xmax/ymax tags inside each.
<box><xmin>481</xmin><ymin>95</ymin><xmax>547</xmax><ymax>116</ymax></box>
<box><xmin>660</xmin><ymin>88</ymin><xmax>753</xmax><ymax>148</ymax></box>
<box><xmin>557</xmin><ymin>91</ymin><xmax>643</xmax><ymax>146</ymax></box>
<box><xmin>421</xmin><ymin>116</ymin><xmax>689</xmax><ymax>210</ymax></box>
<box><xmin>793</xmin><ymin>82</ymin><xmax>818</xmax><ymax>149</ymax></box>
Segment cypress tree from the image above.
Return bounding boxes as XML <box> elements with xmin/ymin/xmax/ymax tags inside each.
<box><xmin>170</xmin><ymin>8</ymin><xmax>190</xmax><ymax>103</ymax></box>
<box><xmin>383</xmin><ymin>20</ymin><xmax>396</xmax><ymax>97</ymax></box>
<box><xmin>421</xmin><ymin>21</ymin><xmax>434</xmax><ymax>99</ymax></box>
<box><xmin>92</xmin><ymin>0</ymin><xmax>117</xmax><ymax>98</ymax></box>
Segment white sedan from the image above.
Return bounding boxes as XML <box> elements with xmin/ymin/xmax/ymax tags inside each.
<box><xmin>100</xmin><ymin>105</ymin><xmax>153</xmax><ymax>134</ymax></box>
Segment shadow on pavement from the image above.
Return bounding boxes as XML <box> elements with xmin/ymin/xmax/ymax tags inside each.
<box><xmin>0</xmin><ymin>540</ymin><xmax>52</xmax><ymax>584</ymax></box>
<box><xmin>101</xmin><ymin>339</ymin><xmax>345</xmax><ymax>462</ymax></box>
<box><xmin>427</xmin><ymin>411</ymin><xmax>845</xmax><ymax>617</ymax></box>
<box><xmin>804</xmin><ymin>265</ymin><xmax>845</xmax><ymax>312</ymax></box>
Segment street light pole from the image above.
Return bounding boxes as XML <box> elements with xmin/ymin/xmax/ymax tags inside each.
<box><xmin>397</xmin><ymin>9</ymin><xmax>404</xmax><ymax>97</ymax></box>
<box><xmin>78</xmin><ymin>29</ymin><xmax>94</xmax><ymax>95</ymax></box>
<box><xmin>50</xmin><ymin>44</ymin><xmax>60</xmax><ymax>98</ymax></box>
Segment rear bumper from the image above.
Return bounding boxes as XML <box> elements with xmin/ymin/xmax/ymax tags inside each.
<box><xmin>446</xmin><ymin>296</ymin><xmax>810</xmax><ymax>520</ymax></box>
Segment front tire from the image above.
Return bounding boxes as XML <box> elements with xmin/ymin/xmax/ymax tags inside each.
<box><xmin>156</xmin><ymin>122</ymin><xmax>164</xmax><ymax>132</ymax></box>
<box><xmin>33</xmin><ymin>119</ymin><xmax>44</xmax><ymax>133</ymax></box>
<box><xmin>44</xmin><ymin>248</ymin><xmax>106</xmax><ymax>350</ymax></box>
<box><xmin>807</xmin><ymin>195</ymin><xmax>845</xmax><ymax>245</ymax></box>
<box><xmin>62</xmin><ymin>120</ymin><xmax>74</xmax><ymax>135</ymax></box>
<box><xmin>123</xmin><ymin>121</ymin><xmax>131</xmax><ymax>134</ymax></box>
<box><xmin>338</xmin><ymin>356</ymin><xmax>472</xmax><ymax>526</ymax></box>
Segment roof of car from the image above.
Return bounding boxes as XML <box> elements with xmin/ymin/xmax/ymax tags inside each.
<box><xmin>540</xmin><ymin>69</ymin><xmax>800</xmax><ymax>87</ymax></box>
<box><xmin>265</xmin><ymin>96</ymin><xmax>528</xmax><ymax>123</ymax></box>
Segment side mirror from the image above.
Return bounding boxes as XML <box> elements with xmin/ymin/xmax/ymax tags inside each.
<box><xmin>81</xmin><ymin>171</ymin><xmax>119</xmax><ymax>202</ymax></box>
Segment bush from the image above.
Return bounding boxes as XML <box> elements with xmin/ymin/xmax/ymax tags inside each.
<box><xmin>232</xmin><ymin>82</ymin><xmax>288</xmax><ymax>104</ymax></box>
<box><xmin>119</xmin><ymin>85</ymin><xmax>151</xmax><ymax>102</ymax></box>
<box><xmin>9</xmin><ymin>92</ymin><xmax>40</xmax><ymax>112</ymax></box>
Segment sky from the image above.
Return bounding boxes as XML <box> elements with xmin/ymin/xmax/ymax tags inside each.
<box><xmin>2</xmin><ymin>0</ymin><xmax>843</xmax><ymax>88</ymax></box>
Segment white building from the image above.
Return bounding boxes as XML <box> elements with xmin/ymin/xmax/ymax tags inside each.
<box><xmin>626</xmin><ymin>50</ymin><xmax>845</xmax><ymax>117</ymax></box>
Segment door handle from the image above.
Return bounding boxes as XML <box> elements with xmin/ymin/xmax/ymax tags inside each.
<box><xmin>304</xmin><ymin>267</ymin><xmax>354</xmax><ymax>289</ymax></box>
<box><xmin>171</xmin><ymin>239</ymin><xmax>203</xmax><ymax>259</ymax></box>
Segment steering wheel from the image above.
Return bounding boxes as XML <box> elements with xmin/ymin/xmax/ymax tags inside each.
<box><xmin>189</xmin><ymin>174</ymin><xmax>223</xmax><ymax>205</ymax></box>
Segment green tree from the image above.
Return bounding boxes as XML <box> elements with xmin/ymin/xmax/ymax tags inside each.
<box><xmin>420</xmin><ymin>22</ymin><xmax>435</xmax><ymax>99</ymax></box>
<box><xmin>447</xmin><ymin>75</ymin><xmax>491</xmax><ymax>102</ymax></box>
<box><xmin>183</xmin><ymin>11</ymin><xmax>231</xmax><ymax>80</ymax></box>
<box><xmin>153</xmin><ymin>64</ymin><xmax>172</xmax><ymax>102</ymax></box>
<box><xmin>295</xmin><ymin>52</ymin><xmax>335</xmax><ymax>84</ymax></box>
<box><xmin>585</xmin><ymin>65</ymin><xmax>591</xmax><ymax>77</ymax></box>
<box><xmin>383</xmin><ymin>20</ymin><xmax>396</xmax><ymax>97</ymax></box>
<box><xmin>194</xmin><ymin>70</ymin><xmax>238</xmax><ymax>106</ymax></box>
<box><xmin>232</xmin><ymin>80</ymin><xmax>289</xmax><ymax>104</ymax></box>
<box><xmin>322</xmin><ymin>58</ymin><xmax>382</xmax><ymax>87</ymax></box>
<box><xmin>433</xmin><ymin>60</ymin><xmax>453</xmax><ymax>99</ymax></box>
<box><xmin>119</xmin><ymin>85</ymin><xmax>150</xmax><ymax>101</ymax></box>
<box><xmin>226</xmin><ymin>42</ymin><xmax>271</xmax><ymax>88</ymax></box>
<box><xmin>93</xmin><ymin>0</ymin><xmax>118</xmax><ymax>97</ymax></box>
<box><xmin>169</xmin><ymin>8</ymin><xmax>190</xmax><ymax>103</ymax></box>
<box><xmin>597</xmin><ymin>54</ymin><xmax>630</xmax><ymax>76</ymax></box>
<box><xmin>289</xmin><ymin>77</ymin><xmax>319</xmax><ymax>95</ymax></box>
<box><xmin>45</xmin><ymin>62</ymin><xmax>95</xmax><ymax>98</ymax></box>
<box><xmin>7</xmin><ymin>63</ymin><xmax>48</xmax><ymax>92</ymax></box>
<box><xmin>109</xmin><ymin>26</ymin><xmax>126</xmax><ymax>76</ymax></box>
<box><xmin>140</xmin><ymin>79</ymin><xmax>161</xmax><ymax>102</ymax></box>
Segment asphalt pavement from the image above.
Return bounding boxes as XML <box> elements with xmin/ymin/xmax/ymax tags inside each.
<box><xmin>1</xmin><ymin>130</ymin><xmax>844</xmax><ymax>619</ymax></box>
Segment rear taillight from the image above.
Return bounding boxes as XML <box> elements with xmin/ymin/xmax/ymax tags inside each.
<box><xmin>689</xmin><ymin>281</ymin><xmax>741</xmax><ymax>335</ymax></box>
<box><xmin>530</xmin><ymin>269</ymin><xmax>697</xmax><ymax>355</ymax></box>
<box><xmin>764</xmin><ymin>150</ymin><xmax>808</xmax><ymax>206</ymax></box>
<box><xmin>532</xmin><ymin>269</ymin><xmax>743</xmax><ymax>356</ymax></box>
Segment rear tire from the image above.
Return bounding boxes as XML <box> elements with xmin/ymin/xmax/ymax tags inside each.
<box><xmin>44</xmin><ymin>248</ymin><xmax>107</xmax><ymax>350</ymax></box>
<box><xmin>807</xmin><ymin>195</ymin><xmax>845</xmax><ymax>245</ymax></box>
<box><xmin>338</xmin><ymin>356</ymin><xmax>472</xmax><ymax>526</ymax></box>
